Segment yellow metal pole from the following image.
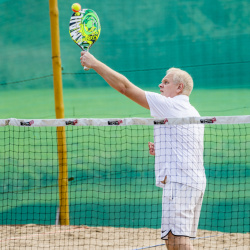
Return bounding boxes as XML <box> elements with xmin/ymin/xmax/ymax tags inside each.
<box><xmin>49</xmin><ymin>0</ymin><xmax>70</xmax><ymax>225</ymax></box>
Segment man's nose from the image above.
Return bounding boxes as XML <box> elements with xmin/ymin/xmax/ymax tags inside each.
<box><xmin>159</xmin><ymin>82</ymin><xmax>163</xmax><ymax>88</ymax></box>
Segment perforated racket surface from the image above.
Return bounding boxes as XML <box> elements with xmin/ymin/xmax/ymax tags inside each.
<box><xmin>69</xmin><ymin>9</ymin><xmax>101</xmax><ymax>70</ymax></box>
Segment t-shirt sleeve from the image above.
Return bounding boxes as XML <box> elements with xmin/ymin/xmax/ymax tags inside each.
<box><xmin>145</xmin><ymin>91</ymin><xmax>173</xmax><ymax>118</ymax></box>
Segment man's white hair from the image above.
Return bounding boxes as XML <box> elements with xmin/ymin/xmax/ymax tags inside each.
<box><xmin>166</xmin><ymin>68</ymin><xmax>194</xmax><ymax>96</ymax></box>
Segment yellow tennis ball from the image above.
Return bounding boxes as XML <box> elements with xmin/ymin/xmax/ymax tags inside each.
<box><xmin>71</xmin><ymin>3</ymin><xmax>81</xmax><ymax>12</ymax></box>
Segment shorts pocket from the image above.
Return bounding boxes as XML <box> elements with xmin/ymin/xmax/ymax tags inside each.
<box><xmin>171</xmin><ymin>183</ymin><xmax>188</xmax><ymax>201</ymax></box>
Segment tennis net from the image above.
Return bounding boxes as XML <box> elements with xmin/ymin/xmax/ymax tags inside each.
<box><xmin>0</xmin><ymin>116</ymin><xmax>249</xmax><ymax>249</ymax></box>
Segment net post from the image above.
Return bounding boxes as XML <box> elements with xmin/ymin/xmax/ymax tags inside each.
<box><xmin>49</xmin><ymin>0</ymin><xmax>70</xmax><ymax>225</ymax></box>
<box><xmin>57</xmin><ymin>126</ymin><xmax>70</xmax><ymax>225</ymax></box>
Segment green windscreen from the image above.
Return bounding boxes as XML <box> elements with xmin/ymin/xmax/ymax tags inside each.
<box><xmin>1</xmin><ymin>0</ymin><xmax>250</xmax><ymax>90</ymax></box>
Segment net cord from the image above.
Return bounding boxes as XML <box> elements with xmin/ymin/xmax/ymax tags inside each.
<box><xmin>1</xmin><ymin>115</ymin><xmax>250</xmax><ymax>127</ymax></box>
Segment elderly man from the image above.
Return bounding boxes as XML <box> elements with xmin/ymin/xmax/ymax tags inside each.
<box><xmin>80</xmin><ymin>51</ymin><xmax>206</xmax><ymax>250</ymax></box>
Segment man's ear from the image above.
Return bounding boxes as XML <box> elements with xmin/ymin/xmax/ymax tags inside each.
<box><xmin>177</xmin><ymin>82</ymin><xmax>184</xmax><ymax>94</ymax></box>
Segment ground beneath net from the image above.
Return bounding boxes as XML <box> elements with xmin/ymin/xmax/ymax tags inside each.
<box><xmin>0</xmin><ymin>225</ymin><xmax>249</xmax><ymax>249</ymax></box>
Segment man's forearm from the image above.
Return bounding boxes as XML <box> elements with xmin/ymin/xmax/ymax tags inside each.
<box><xmin>92</xmin><ymin>60</ymin><xmax>132</xmax><ymax>95</ymax></box>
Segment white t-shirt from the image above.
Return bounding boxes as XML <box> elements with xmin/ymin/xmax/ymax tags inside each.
<box><xmin>145</xmin><ymin>91</ymin><xmax>206</xmax><ymax>192</ymax></box>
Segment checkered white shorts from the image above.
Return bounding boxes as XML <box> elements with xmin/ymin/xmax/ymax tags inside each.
<box><xmin>161</xmin><ymin>182</ymin><xmax>204</xmax><ymax>240</ymax></box>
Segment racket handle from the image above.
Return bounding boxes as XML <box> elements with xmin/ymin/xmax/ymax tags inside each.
<box><xmin>82</xmin><ymin>48</ymin><xmax>90</xmax><ymax>71</ymax></box>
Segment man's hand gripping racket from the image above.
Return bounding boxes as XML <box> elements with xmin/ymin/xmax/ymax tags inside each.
<box><xmin>69</xmin><ymin>4</ymin><xmax>101</xmax><ymax>71</ymax></box>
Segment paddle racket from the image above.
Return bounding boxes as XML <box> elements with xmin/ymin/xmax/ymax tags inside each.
<box><xmin>69</xmin><ymin>6</ymin><xmax>101</xmax><ymax>70</ymax></box>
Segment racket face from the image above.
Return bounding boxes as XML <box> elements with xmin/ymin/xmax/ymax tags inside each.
<box><xmin>69</xmin><ymin>9</ymin><xmax>101</xmax><ymax>51</ymax></box>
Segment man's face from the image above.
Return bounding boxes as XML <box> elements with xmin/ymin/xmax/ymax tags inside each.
<box><xmin>158</xmin><ymin>74</ymin><xmax>180</xmax><ymax>98</ymax></box>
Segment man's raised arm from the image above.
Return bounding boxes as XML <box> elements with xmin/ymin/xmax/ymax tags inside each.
<box><xmin>80</xmin><ymin>51</ymin><xmax>149</xmax><ymax>109</ymax></box>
